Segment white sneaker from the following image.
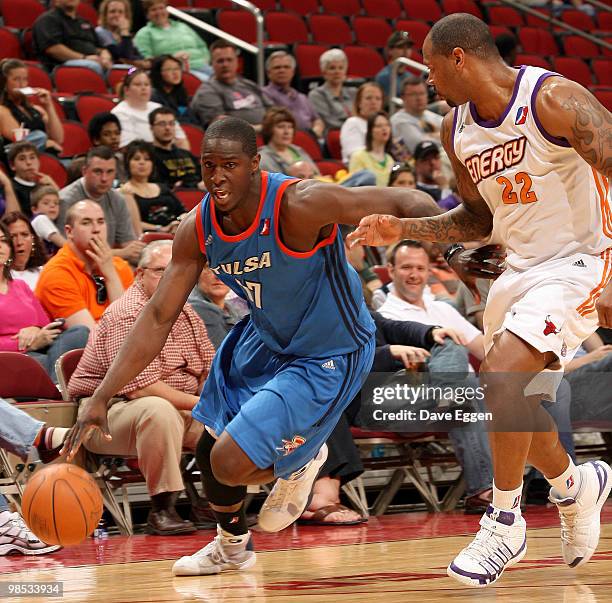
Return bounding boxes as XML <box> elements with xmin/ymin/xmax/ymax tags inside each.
<box><xmin>447</xmin><ymin>506</ymin><xmax>527</xmax><ymax>587</ymax></box>
<box><xmin>258</xmin><ymin>444</ymin><xmax>328</xmax><ymax>533</ymax></box>
<box><xmin>0</xmin><ymin>511</ymin><xmax>61</xmax><ymax>556</ymax></box>
<box><xmin>172</xmin><ymin>527</ymin><xmax>256</xmax><ymax>576</ymax></box>
<box><xmin>549</xmin><ymin>460</ymin><xmax>612</xmax><ymax>568</ymax></box>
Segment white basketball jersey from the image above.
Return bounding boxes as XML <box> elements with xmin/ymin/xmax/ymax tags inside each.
<box><xmin>451</xmin><ymin>65</ymin><xmax>611</xmax><ymax>270</ymax></box>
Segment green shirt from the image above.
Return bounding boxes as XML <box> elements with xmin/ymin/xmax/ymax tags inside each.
<box><xmin>134</xmin><ymin>20</ymin><xmax>210</xmax><ymax>69</ymax></box>
<box><xmin>349</xmin><ymin>149</ymin><xmax>393</xmax><ymax>187</ymax></box>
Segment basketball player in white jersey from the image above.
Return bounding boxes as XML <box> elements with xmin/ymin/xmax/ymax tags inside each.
<box><xmin>348</xmin><ymin>13</ymin><xmax>612</xmax><ymax>587</ymax></box>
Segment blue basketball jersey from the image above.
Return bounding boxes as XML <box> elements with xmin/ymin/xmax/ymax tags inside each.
<box><xmin>195</xmin><ymin>171</ymin><xmax>375</xmax><ymax>357</ymax></box>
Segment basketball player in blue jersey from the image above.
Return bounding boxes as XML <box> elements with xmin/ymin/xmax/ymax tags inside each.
<box><xmin>62</xmin><ymin>116</ymin><xmax>476</xmax><ymax>575</ymax></box>
<box><xmin>349</xmin><ymin>13</ymin><xmax>612</xmax><ymax>588</ymax></box>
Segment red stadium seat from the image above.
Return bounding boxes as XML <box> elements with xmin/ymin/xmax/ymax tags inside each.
<box><xmin>515</xmin><ymin>54</ymin><xmax>552</xmax><ymax>70</ymax></box>
<box><xmin>593</xmin><ymin>59</ymin><xmax>612</xmax><ymax>86</ymax></box>
<box><xmin>182</xmin><ymin>71</ymin><xmax>203</xmax><ymax>97</ymax></box>
<box><xmin>76</xmin><ymin>2</ymin><xmax>98</xmax><ymax>26</ymax></box>
<box><xmin>218</xmin><ymin>10</ymin><xmax>257</xmax><ymax>44</ymax></box>
<box><xmin>362</xmin><ymin>0</ymin><xmax>402</xmax><ymax>20</ymax></box>
<box><xmin>518</xmin><ymin>27</ymin><xmax>559</xmax><ymax>56</ymax></box>
<box><xmin>59</xmin><ymin>121</ymin><xmax>92</xmax><ymax>158</ymax></box>
<box><xmin>353</xmin><ymin>17</ymin><xmax>393</xmax><ymax>48</ymax></box>
<box><xmin>552</xmin><ymin>57</ymin><xmax>593</xmax><ymax>87</ymax></box>
<box><xmin>295</xmin><ymin>44</ymin><xmax>331</xmax><ymax>79</ymax></box>
<box><xmin>344</xmin><ymin>46</ymin><xmax>386</xmax><ymax>79</ymax></box>
<box><xmin>561</xmin><ymin>9</ymin><xmax>595</xmax><ymax>31</ymax></box>
<box><xmin>54</xmin><ymin>66</ymin><xmax>108</xmax><ymax>95</ymax></box>
<box><xmin>402</xmin><ymin>0</ymin><xmax>442</xmax><ymax>23</ymax></box>
<box><xmin>181</xmin><ymin>123</ymin><xmax>205</xmax><ymax>154</ymax></box>
<box><xmin>174</xmin><ymin>188</ymin><xmax>204</xmax><ymax>211</ymax></box>
<box><xmin>192</xmin><ymin>0</ymin><xmax>233</xmax><ymax>7</ymax></box>
<box><xmin>594</xmin><ymin>89</ymin><xmax>612</xmax><ymax>110</ymax></box>
<box><xmin>395</xmin><ymin>20</ymin><xmax>430</xmax><ymax>51</ymax></box>
<box><xmin>315</xmin><ymin>160</ymin><xmax>344</xmax><ymax>176</ymax></box>
<box><xmin>320</xmin><ymin>0</ymin><xmax>361</xmax><ymax>17</ymax></box>
<box><xmin>441</xmin><ymin>0</ymin><xmax>482</xmax><ymax>19</ymax></box>
<box><xmin>598</xmin><ymin>13</ymin><xmax>612</xmax><ymax>32</ymax></box>
<box><xmin>489</xmin><ymin>25</ymin><xmax>513</xmax><ymax>40</ymax></box>
<box><xmin>26</xmin><ymin>63</ymin><xmax>53</xmax><ymax>91</ymax></box>
<box><xmin>604</xmin><ymin>37</ymin><xmax>612</xmax><ymax>58</ymax></box>
<box><xmin>525</xmin><ymin>8</ymin><xmax>552</xmax><ymax>27</ymax></box>
<box><xmin>309</xmin><ymin>15</ymin><xmax>353</xmax><ymax>45</ymax></box>
<box><xmin>563</xmin><ymin>36</ymin><xmax>601</xmax><ymax>59</ymax></box>
<box><xmin>1</xmin><ymin>0</ymin><xmax>45</xmax><ymax>29</ymax></box>
<box><xmin>487</xmin><ymin>6</ymin><xmax>524</xmax><ymax>28</ymax></box>
<box><xmin>251</xmin><ymin>0</ymin><xmax>277</xmax><ymax>10</ymax></box>
<box><xmin>279</xmin><ymin>0</ymin><xmax>319</xmax><ymax>15</ymax></box>
<box><xmin>326</xmin><ymin>129</ymin><xmax>341</xmax><ymax>160</ymax></box>
<box><xmin>38</xmin><ymin>153</ymin><xmax>68</xmax><ymax>188</ymax></box>
<box><xmin>294</xmin><ymin>130</ymin><xmax>322</xmax><ymax>161</ymax></box>
<box><xmin>0</xmin><ymin>27</ymin><xmax>22</xmax><ymax>60</ymax></box>
<box><xmin>107</xmin><ymin>67</ymin><xmax>129</xmax><ymax>95</ymax></box>
<box><xmin>266</xmin><ymin>12</ymin><xmax>309</xmax><ymax>44</ymax></box>
<box><xmin>75</xmin><ymin>94</ymin><xmax>117</xmax><ymax>126</ymax></box>
<box><xmin>51</xmin><ymin>95</ymin><xmax>67</xmax><ymax>121</ymax></box>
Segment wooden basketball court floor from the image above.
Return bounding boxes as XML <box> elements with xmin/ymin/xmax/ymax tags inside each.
<box><xmin>1</xmin><ymin>503</ymin><xmax>611</xmax><ymax>603</ymax></box>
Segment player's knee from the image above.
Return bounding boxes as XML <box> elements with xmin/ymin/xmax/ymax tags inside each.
<box><xmin>209</xmin><ymin>443</ymin><xmax>248</xmax><ymax>487</ymax></box>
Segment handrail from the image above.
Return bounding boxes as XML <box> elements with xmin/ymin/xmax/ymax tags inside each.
<box><xmin>167</xmin><ymin>2</ymin><xmax>265</xmax><ymax>87</ymax></box>
<box><xmin>585</xmin><ymin>0</ymin><xmax>612</xmax><ymax>14</ymax></box>
<box><xmin>498</xmin><ymin>0</ymin><xmax>612</xmax><ymax>49</ymax></box>
<box><xmin>389</xmin><ymin>57</ymin><xmax>428</xmax><ymax>115</ymax></box>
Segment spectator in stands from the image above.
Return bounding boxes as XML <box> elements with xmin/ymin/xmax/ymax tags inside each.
<box><xmin>112</xmin><ymin>69</ymin><xmax>190</xmax><ymax>150</ymax></box>
<box><xmin>36</xmin><ymin>200</ymin><xmax>134</xmax><ymax>330</ymax></box>
<box><xmin>0</xmin><ymin>398</ymin><xmax>70</xmax><ymax>556</ymax></box>
<box><xmin>1</xmin><ymin>212</ymin><xmax>47</xmax><ymax>290</ymax></box>
<box><xmin>188</xmin><ymin>264</ymin><xmax>246</xmax><ymax>351</ymax></box>
<box><xmin>413</xmin><ymin>141</ymin><xmax>451</xmax><ymax>203</ymax></box>
<box><xmin>150</xmin><ymin>107</ymin><xmax>202</xmax><ymax>189</ymax></box>
<box><xmin>388</xmin><ymin>164</ymin><xmax>416</xmax><ymax>188</ymax></box>
<box><xmin>150</xmin><ymin>55</ymin><xmax>197</xmax><ymax>124</ymax></box>
<box><xmin>30</xmin><ymin>186</ymin><xmax>66</xmax><ymax>253</ymax></box>
<box><xmin>0</xmin><ymin>170</ymin><xmax>19</xmax><ymax>219</ymax></box>
<box><xmin>96</xmin><ymin>0</ymin><xmax>150</xmax><ymax>69</ymax></box>
<box><xmin>340</xmin><ymin>82</ymin><xmax>384</xmax><ymax>165</ymax></box>
<box><xmin>375</xmin><ymin>31</ymin><xmax>415</xmax><ymax>99</ymax></box>
<box><xmin>134</xmin><ymin>0</ymin><xmax>212</xmax><ymax>82</ymax></box>
<box><xmin>0</xmin><ymin>222</ymin><xmax>89</xmax><ymax>380</ymax></box>
<box><xmin>258</xmin><ymin>108</ymin><xmax>319</xmax><ymax>176</ymax></box>
<box><xmin>495</xmin><ymin>33</ymin><xmax>518</xmax><ymax>67</ymax></box>
<box><xmin>120</xmin><ymin>140</ymin><xmax>185</xmax><ymax>232</ymax></box>
<box><xmin>308</xmin><ymin>49</ymin><xmax>355</xmax><ymax>132</ymax></box>
<box><xmin>349</xmin><ymin>112</ymin><xmax>394</xmax><ymax>187</ymax></box>
<box><xmin>8</xmin><ymin>142</ymin><xmax>59</xmax><ymax>218</ymax></box>
<box><xmin>390</xmin><ymin>77</ymin><xmax>443</xmax><ymax>155</ymax></box>
<box><xmin>87</xmin><ymin>113</ymin><xmax>127</xmax><ymax>184</ymax></box>
<box><xmin>263</xmin><ymin>51</ymin><xmax>325</xmax><ymax>138</ymax></box>
<box><xmin>33</xmin><ymin>0</ymin><xmax>113</xmax><ymax>76</ymax></box>
<box><xmin>0</xmin><ymin>60</ymin><xmax>65</xmax><ymax>154</ymax></box>
<box><xmin>58</xmin><ymin>146</ymin><xmax>144</xmax><ymax>264</ymax></box>
<box><xmin>68</xmin><ymin>241</ymin><xmax>216</xmax><ymax>535</ymax></box>
<box><xmin>190</xmin><ymin>41</ymin><xmax>271</xmax><ymax>131</ymax></box>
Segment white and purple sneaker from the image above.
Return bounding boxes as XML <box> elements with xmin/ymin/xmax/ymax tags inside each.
<box><xmin>549</xmin><ymin>460</ymin><xmax>612</xmax><ymax>568</ymax></box>
<box><xmin>447</xmin><ymin>505</ymin><xmax>527</xmax><ymax>587</ymax></box>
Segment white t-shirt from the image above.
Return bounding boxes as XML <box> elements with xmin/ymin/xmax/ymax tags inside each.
<box><xmin>31</xmin><ymin>214</ymin><xmax>59</xmax><ymax>242</ymax></box>
<box><xmin>340</xmin><ymin>116</ymin><xmax>366</xmax><ymax>165</ymax></box>
<box><xmin>378</xmin><ymin>293</ymin><xmax>482</xmax><ymax>345</ymax></box>
<box><xmin>112</xmin><ymin>101</ymin><xmax>187</xmax><ymax>148</ymax></box>
<box><xmin>11</xmin><ymin>267</ymin><xmax>42</xmax><ymax>290</ymax></box>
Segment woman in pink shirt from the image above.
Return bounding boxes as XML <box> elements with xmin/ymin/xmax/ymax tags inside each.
<box><xmin>0</xmin><ymin>223</ymin><xmax>89</xmax><ymax>381</ymax></box>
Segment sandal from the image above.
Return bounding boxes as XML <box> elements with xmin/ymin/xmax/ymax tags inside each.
<box><xmin>298</xmin><ymin>504</ymin><xmax>367</xmax><ymax>526</ymax></box>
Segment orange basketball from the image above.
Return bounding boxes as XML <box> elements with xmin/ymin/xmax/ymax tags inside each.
<box><xmin>21</xmin><ymin>463</ymin><xmax>103</xmax><ymax>546</ymax></box>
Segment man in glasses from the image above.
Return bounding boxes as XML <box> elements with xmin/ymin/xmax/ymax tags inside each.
<box><xmin>35</xmin><ymin>200</ymin><xmax>134</xmax><ymax>330</ymax></box>
<box><xmin>67</xmin><ymin>240</ymin><xmax>216</xmax><ymax>535</ymax></box>
<box><xmin>375</xmin><ymin>31</ymin><xmax>415</xmax><ymax>100</ymax></box>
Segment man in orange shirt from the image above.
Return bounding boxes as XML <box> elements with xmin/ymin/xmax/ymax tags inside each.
<box><xmin>35</xmin><ymin>200</ymin><xmax>134</xmax><ymax>329</ymax></box>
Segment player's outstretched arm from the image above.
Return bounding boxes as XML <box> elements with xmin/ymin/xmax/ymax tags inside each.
<box><xmin>62</xmin><ymin>211</ymin><xmax>206</xmax><ymax>460</ymax></box>
<box><xmin>338</xmin><ymin>113</ymin><xmax>493</xmax><ymax>247</ymax></box>
<box><xmin>536</xmin><ymin>77</ymin><xmax>611</xmax><ymax>180</ymax></box>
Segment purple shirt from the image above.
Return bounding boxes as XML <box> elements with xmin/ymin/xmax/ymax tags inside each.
<box><xmin>263</xmin><ymin>83</ymin><xmax>318</xmax><ymax>130</ymax></box>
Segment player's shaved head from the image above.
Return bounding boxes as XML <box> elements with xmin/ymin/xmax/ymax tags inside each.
<box><xmin>204</xmin><ymin>117</ymin><xmax>258</xmax><ymax>157</ymax></box>
<box><xmin>429</xmin><ymin>13</ymin><xmax>499</xmax><ymax>60</ymax></box>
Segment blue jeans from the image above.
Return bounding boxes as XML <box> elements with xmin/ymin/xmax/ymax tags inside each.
<box><xmin>0</xmin><ymin>398</ymin><xmax>44</xmax><ymax>512</ymax></box>
<box><xmin>63</xmin><ymin>59</ymin><xmax>104</xmax><ymax>76</ymax></box>
<box><xmin>26</xmin><ymin>326</ymin><xmax>89</xmax><ymax>383</ymax></box>
<box><xmin>340</xmin><ymin>169</ymin><xmax>377</xmax><ymax>187</ymax></box>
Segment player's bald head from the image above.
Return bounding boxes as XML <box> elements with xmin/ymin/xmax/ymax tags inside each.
<box><xmin>428</xmin><ymin>13</ymin><xmax>499</xmax><ymax>60</ymax></box>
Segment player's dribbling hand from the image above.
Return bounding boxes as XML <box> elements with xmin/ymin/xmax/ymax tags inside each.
<box><xmin>596</xmin><ymin>282</ymin><xmax>612</xmax><ymax>329</ymax></box>
<box><xmin>347</xmin><ymin>215</ymin><xmax>403</xmax><ymax>247</ymax></box>
<box><xmin>61</xmin><ymin>396</ymin><xmax>112</xmax><ymax>461</ymax></box>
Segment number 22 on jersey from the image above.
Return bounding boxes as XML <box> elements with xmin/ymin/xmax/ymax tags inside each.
<box><xmin>496</xmin><ymin>171</ymin><xmax>538</xmax><ymax>205</ymax></box>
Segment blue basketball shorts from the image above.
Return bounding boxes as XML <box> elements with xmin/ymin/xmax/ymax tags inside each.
<box><xmin>192</xmin><ymin>318</ymin><xmax>375</xmax><ymax>479</ymax></box>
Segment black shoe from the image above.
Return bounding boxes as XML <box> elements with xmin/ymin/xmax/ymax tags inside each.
<box><xmin>146</xmin><ymin>509</ymin><xmax>197</xmax><ymax>535</ymax></box>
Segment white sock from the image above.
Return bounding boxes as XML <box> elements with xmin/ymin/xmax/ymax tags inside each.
<box><xmin>547</xmin><ymin>456</ymin><xmax>581</xmax><ymax>499</ymax></box>
<box><xmin>492</xmin><ymin>482</ymin><xmax>523</xmax><ymax>513</ymax></box>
